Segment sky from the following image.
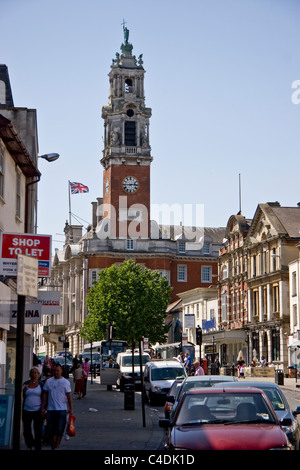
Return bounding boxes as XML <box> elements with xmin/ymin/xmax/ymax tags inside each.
<box><xmin>1</xmin><ymin>0</ymin><xmax>300</xmax><ymax>255</ymax></box>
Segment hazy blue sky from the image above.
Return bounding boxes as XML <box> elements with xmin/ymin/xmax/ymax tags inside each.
<box><xmin>1</xmin><ymin>0</ymin><xmax>299</xmax><ymax>254</ymax></box>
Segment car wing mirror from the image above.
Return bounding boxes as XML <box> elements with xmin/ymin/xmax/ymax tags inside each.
<box><xmin>280</xmin><ymin>418</ymin><xmax>292</xmax><ymax>426</ymax></box>
<box><xmin>159</xmin><ymin>419</ymin><xmax>171</xmax><ymax>429</ymax></box>
<box><xmin>293</xmin><ymin>406</ymin><xmax>300</xmax><ymax>415</ymax></box>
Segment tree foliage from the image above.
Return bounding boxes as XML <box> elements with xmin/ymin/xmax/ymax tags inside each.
<box><xmin>81</xmin><ymin>260</ymin><xmax>172</xmax><ymax>345</ymax></box>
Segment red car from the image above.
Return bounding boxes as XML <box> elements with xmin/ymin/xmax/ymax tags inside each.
<box><xmin>159</xmin><ymin>387</ymin><xmax>293</xmax><ymax>450</ymax></box>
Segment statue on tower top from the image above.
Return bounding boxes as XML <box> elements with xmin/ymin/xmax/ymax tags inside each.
<box><xmin>120</xmin><ymin>19</ymin><xmax>133</xmax><ymax>56</ymax></box>
<box><xmin>122</xmin><ymin>19</ymin><xmax>129</xmax><ymax>44</ymax></box>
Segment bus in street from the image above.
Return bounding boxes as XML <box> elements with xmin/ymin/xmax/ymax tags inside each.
<box><xmin>83</xmin><ymin>340</ymin><xmax>127</xmax><ymax>387</ymax></box>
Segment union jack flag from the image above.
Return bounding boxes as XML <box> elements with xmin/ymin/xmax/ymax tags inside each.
<box><xmin>69</xmin><ymin>181</ymin><xmax>89</xmax><ymax>194</ymax></box>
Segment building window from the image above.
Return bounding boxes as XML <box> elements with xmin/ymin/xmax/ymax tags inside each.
<box><xmin>89</xmin><ymin>269</ymin><xmax>102</xmax><ymax>287</ymax></box>
<box><xmin>271</xmin><ymin>248</ymin><xmax>277</xmax><ymax>272</ymax></box>
<box><xmin>293</xmin><ymin>304</ymin><xmax>297</xmax><ymax>327</ymax></box>
<box><xmin>221</xmin><ymin>291</ymin><xmax>227</xmax><ymax>322</ymax></box>
<box><xmin>125</xmin><ymin>78</ymin><xmax>133</xmax><ymax>93</ymax></box>
<box><xmin>158</xmin><ymin>270</ymin><xmax>170</xmax><ymax>283</ymax></box>
<box><xmin>178</xmin><ymin>242</ymin><xmax>186</xmax><ymax>253</ymax></box>
<box><xmin>16</xmin><ymin>170</ymin><xmax>21</xmax><ymax>219</ymax></box>
<box><xmin>203</xmin><ymin>243</ymin><xmax>210</xmax><ymax>255</ymax></box>
<box><xmin>292</xmin><ymin>271</ymin><xmax>297</xmax><ymax>297</ymax></box>
<box><xmin>253</xmin><ymin>290</ymin><xmax>259</xmax><ymax>317</ymax></box>
<box><xmin>126</xmin><ymin>239</ymin><xmax>134</xmax><ymax>250</ymax></box>
<box><xmin>177</xmin><ymin>265</ymin><xmax>187</xmax><ymax>282</ymax></box>
<box><xmin>252</xmin><ymin>255</ymin><xmax>257</xmax><ymax>277</ymax></box>
<box><xmin>0</xmin><ymin>145</ymin><xmax>3</xmax><ymax>199</ymax></box>
<box><xmin>222</xmin><ymin>265</ymin><xmax>228</xmax><ymax>279</ymax></box>
<box><xmin>201</xmin><ymin>266</ymin><xmax>212</xmax><ymax>283</ymax></box>
<box><xmin>272</xmin><ymin>285</ymin><xmax>279</xmax><ymax>313</ymax></box>
<box><xmin>125</xmin><ymin>121</ymin><xmax>136</xmax><ymax>146</ymax></box>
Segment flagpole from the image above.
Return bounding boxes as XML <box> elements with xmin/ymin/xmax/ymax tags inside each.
<box><xmin>68</xmin><ymin>180</ymin><xmax>71</xmax><ymax>225</ymax></box>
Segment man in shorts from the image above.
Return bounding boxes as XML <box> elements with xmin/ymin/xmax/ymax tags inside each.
<box><xmin>41</xmin><ymin>363</ymin><xmax>73</xmax><ymax>450</ymax></box>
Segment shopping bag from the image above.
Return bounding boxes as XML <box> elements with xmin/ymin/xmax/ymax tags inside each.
<box><xmin>67</xmin><ymin>413</ymin><xmax>76</xmax><ymax>437</ymax></box>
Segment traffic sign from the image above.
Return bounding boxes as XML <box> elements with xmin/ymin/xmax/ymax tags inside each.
<box><xmin>17</xmin><ymin>254</ymin><xmax>38</xmax><ymax>298</ymax></box>
<box><xmin>0</xmin><ymin>232</ymin><xmax>52</xmax><ymax>277</ymax></box>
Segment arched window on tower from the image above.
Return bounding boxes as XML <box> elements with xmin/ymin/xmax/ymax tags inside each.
<box><xmin>125</xmin><ymin>121</ymin><xmax>136</xmax><ymax>146</ymax></box>
<box><xmin>125</xmin><ymin>78</ymin><xmax>133</xmax><ymax>93</ymax></box>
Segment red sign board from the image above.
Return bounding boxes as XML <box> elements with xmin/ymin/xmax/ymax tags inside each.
<box><xmin>0</xmin><ymin>233</ymin><xmax>52</xmax><ymax>277</ymax></box>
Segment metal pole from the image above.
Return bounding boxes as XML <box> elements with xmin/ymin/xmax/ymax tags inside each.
<box><xmin>139</xmin><ymin>339</ymin><xmax>146</xmax><ymax>427</ymax></box>
<box><xmin>12</xmin><ymin>294</ymin><xmax>25</xmax><ymax>450</ymax></box>
<box><xmin>90</xmin><ymin>342</ymin><xmax>93</xmax><ymax>384</ymax></box>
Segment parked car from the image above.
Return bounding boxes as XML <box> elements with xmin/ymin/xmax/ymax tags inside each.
<box><xmin>52</xmin><ymin>356</ymin><xmax>73</xmax><ymax>372</ymax></box>
<box><xmin>54</xmin><ymin>351</ymin><xmax>73</xmax><ymax>360</ymax></box>
<box><xmin>116</xmin><ymin>351</ymin><xmax>151</xmax><ymax>391</ymax></box>
<box><xmin>170</xmin><ymin>375</ymin><xmax>238</xmax><ymax>418</ymax></box>
<box><xmin>159</xmin><ymin>387</ymin><xmax>293</xmax><ymax>450</ymax></box>
<box><xmin>164</xmin><ymin>379</ymin><xmax>184</xmax><ymax>418</ymax></box>
<box><xmin>213</xmin><ymin>380</ymin><xmax>300</xmax><ymax>450</ymax></box>
<box><xmin>143</xmin><ymin>360</ymin><xmax>186</xmax><ymax>405</ymax></box>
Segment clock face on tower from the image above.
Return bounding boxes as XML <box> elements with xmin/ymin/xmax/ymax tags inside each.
<box><xmin>122</xmin><ymin>176</ymin><xmax>139</xmax><ymax>193</ymax></box>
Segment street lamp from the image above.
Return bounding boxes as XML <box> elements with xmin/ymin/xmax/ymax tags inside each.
<box><xmin>38</xmin><ymin>153</ymin><xmax>60</xmax><ymax>162</ymax></box>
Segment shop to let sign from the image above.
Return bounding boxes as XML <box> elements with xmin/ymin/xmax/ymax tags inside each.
<box><xmin>0</xmin><ymin>233</ymin><xmax>52</xmax><ymax>277</ymax></box>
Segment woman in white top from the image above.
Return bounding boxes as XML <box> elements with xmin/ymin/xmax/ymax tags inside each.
<box><xmin>22</xmin><ymin>367</ymin><xmax>44</xmax><ymax>450</ymax></box>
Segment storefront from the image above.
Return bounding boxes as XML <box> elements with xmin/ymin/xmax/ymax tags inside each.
<box><xmin>203</xmin><ymin>329</ymin><xmax>248</xmax><ymax>366</ymax></box>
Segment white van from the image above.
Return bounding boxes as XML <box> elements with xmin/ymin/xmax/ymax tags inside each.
<box><xmin>116</xmin><ymin>350</ymin><xmax>151</xmax><ymax>391</ymax></box>
<box><xmin>143</xmin><ymin>360</ymin><xmax>186</xmax><ymax>405</ymax></box>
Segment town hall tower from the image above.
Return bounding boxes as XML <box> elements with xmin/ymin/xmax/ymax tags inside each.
<box><xmin>101</xmin><ymin>24</ymin><xmax>152</xmax><ymax>239</ymax></box>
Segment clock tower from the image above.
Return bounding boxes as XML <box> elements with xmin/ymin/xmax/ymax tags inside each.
<box><xmin>101</xmin><ymin>24</ymin><xmax>152</xmax><ymax>239</ymax></box>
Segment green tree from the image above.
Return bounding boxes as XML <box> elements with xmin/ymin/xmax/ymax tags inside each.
<box><xmin>81</xmin><ymin>260</ymin><xmax>172</xmax><ymax>345</ymax></box>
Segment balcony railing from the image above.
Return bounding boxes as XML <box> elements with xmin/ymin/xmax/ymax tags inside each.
<box><xmin>126</xmin><ymin>146</ymin><xmax>137</xmax><ymax>154</ymax></box>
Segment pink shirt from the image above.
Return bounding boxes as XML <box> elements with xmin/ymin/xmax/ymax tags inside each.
<box><xmin>82</xmin><ymin>362</ymin><xmax>90</xmax><ymax>377</ymax></box>
<box><xmin>194</xmin><ymin>366</ymin><xmax>205</xmax><ymax>376</ymax></box>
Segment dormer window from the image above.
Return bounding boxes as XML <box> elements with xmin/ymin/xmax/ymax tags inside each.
<box><xmin>178</xmin><ymin>241</ymin><xmax>186</xmax><ymax>253</ymax></box>
<box><xmin>203</xmin><ymin>243</ymin><xmax>210</xmax><ymax>255</ymax></box>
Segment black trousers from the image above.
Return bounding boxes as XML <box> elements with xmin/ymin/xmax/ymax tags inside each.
<box><xmin>22</xmin><ymin>410</ymin><xmax>43</xmax><ymax>450</ymax></box>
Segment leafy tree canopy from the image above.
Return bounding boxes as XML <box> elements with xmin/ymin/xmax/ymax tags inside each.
<box><xmin>81</xmin><ymin>260</ymin><xmax>172</xmax><ymax>345</ymax></box>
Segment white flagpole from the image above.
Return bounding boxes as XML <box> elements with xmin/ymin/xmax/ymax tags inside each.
<box><xmin>68</xmin><ymin>180</ymin><xmax>72</xmax><ymax>225</ymax></box>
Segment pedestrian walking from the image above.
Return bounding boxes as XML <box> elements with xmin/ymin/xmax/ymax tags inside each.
<box><xmin>184</xmin><ymin>352</ymin><xmax>192</xmax><ymax>375</ymax></box>
<box><xmin>237</xmin><ymin>356</ymin><xmax>245</xmax><ymax>378</ymax></box>
<box><xmin>71</xmin><ymin>354</ymin><xmax>79</xmax><ymax>373</ymax></box>
<box><xmin>41</xmin><ymin>363</ymin><xmax>73</xmax><ymax>450</ymax></box>
<box><xmin>73</xmin><ymin>363</ymin><xmax>86</xmax><ymax>399</ymax></box>
<box><xmin>22</xmin><ymin>367</ymin><xmax>44</xmax><ymax>450</ymax></box>
<box><xmin>193</xmin><ymin>361</ymin><xmax>205</xmax><ymax>376</ymax></box>
<box><xmin>82</xmin><ymin>358</ymin><xmax>90</xmax><ymax>397</ymax></box>
<box><xmin>42</xmin><ymin>355</ymin><xmax>53</xmax><ymax>378</ymax></box>
<box><xmin>177</xmin><ymin>352</ymin><xmax>184</xmax><ymax>363</ymax></box>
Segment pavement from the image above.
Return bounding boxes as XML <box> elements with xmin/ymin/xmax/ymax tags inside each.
<box><xmin>21</xmin><ymin>376</ymin><xmax>165</xmax><ymax>452</ymax></box>
<box><xmin>19</xmin><ymin>373</ymin><xmax>300</xmax><ymax>452</ymax></box>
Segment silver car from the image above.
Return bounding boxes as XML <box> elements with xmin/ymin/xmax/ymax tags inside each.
<box><xmin>170</xmin><ymin>375</ymin><xmax>238</xmax><ymax>418</ymax></box>
<box><xmin>213</xmin><ymin>381</ymin><xmax>300</xmax><ymax>450</ymax></box>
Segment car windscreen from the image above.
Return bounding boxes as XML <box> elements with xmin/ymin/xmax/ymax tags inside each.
<box><xmin>176</xmin><ymin>392</ymin><xmax>277</xmax><ymax>426</ymax></box>
<box><xmin>81</xmin><ymin>353</ymin><xmax>100</xmax><ymax>361</ymax></box>
<box><xmin>151</xmin><ymin>367</ymin><xmax>185</xmax><ymax>381</ymax></box>
<box><xmin>121</xmin><ymin>355</ymin><xmax>150</xmax><ymax>367</ymax></box>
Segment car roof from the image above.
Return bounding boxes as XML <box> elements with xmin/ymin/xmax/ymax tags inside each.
<box><xmin>118</xmin><ymin>351</ymin><xmax>150</xmax><ymax>356</ymax></box>
<box><xmin>183</xmin><ymin>375</ymin><xmax>237</xmax><ymax>382</ymax></box>
<box><xmin>213</xmin><ymin>381</ymin><xmax>281</xmax><ymax>389</ymax></box>
<box><xmin>185</xmin><ymin>387</ymin><xmax>264</xmax><ymax>396</ymax></box>
<box><xmin>147</xmin><ymin>360</ymin><xmax>184</xmax><ymax>368</ymax></box>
